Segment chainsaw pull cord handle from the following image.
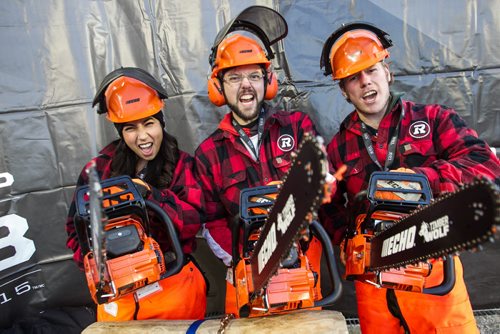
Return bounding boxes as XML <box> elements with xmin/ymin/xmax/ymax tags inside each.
<box><xmin>145</xmin><ymin>200</ymin><xmax>185</xmax><ymax>279</ymax></box>
<box><xmin>311</xmin><ymin>220</ymin><xmax>343</xmax><ymax>307</ymax></box>
<box><xmin>422</xmin><ymin>255</ymin><xmax>456</xmax><ymax>296</ymax></box>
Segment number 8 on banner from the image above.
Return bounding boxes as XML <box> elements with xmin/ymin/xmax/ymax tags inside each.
<box><xmin>0</xmin><ymin>215</ymin><xmax>36</xmax><ymax>272</ymax></box>
<box><xmin>0</xmin><ymin>173</ymin><xmax>14</xmax><ymax>189</ymax></box>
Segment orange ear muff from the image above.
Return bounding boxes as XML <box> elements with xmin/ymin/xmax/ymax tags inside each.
<box><xmin>264</xmin><ymin>72</ymin><xmax>278</xmax><ymax>100</ymax></box>
<box><xmin>207</xmin><ymin>77</ymin><xmax>226</xmax><ymax>106</ymax></box>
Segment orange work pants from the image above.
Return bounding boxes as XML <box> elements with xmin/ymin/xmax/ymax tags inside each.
<box><xmin>97</xmin><ymin>260</ymin><xmax>206</xmax><ymax>321</ymax></box>
<box><xmin>355</xmin><ymin>256</ymin><xmax>478</xmax><ymax>333</ymax></box>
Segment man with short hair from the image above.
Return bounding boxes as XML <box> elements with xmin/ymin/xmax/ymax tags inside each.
<box><xmin>194</xmin><ymin>9</ymin><xmax>322</xmax><ymax>315</ymax></box>
<box><xmin>319</xmin><ymin>22</ymin><xmax>499</xmax><ymax>333</ymax></box>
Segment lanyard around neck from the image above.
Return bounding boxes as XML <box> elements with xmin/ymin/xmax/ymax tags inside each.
<box><xmin>232</xmin><ymin>108</ymin><xmax>265</xmax><ymax>160</ymax></box>
<box><xmin>360</xmin><ymin>104</ymin><xmax>405</xmax><ymax>171</ymax></box>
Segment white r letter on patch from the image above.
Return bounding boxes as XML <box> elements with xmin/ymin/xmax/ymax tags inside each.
<box><xmin>409</xmin><ymin>121</ymin><xmax>430</xmax><ymax>138</ymax></box>
<box><xmin>277</xmin><ymin>134</ymin><xmax>295</xmax><ymax>152</ymax></box>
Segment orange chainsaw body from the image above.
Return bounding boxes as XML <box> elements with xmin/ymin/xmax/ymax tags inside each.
<box><xmin>83</xmin><ymin>216</ymin><xmax>166</xmax><ymax>304</ymax></box>
<box><xmin>75</xmin><ymin>175</ymin><xmax>185</xmax><ymax>305</ymax></box>
<box><xmin>234</xmin><ymin>183</ymin><xmax>322</xmax><ymax>317</ymax></box>
<box><xmin>234</xmin><ymin>246</ymin><xmax>317</xmax><ymax>317</ymax></box>
<box><xmin>343</xmin><ymin>211</ymin><xmax>431</xmax><ymax>292</ymax></box>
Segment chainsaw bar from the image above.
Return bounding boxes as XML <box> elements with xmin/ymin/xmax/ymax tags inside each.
<box><xmin>249</xmin><ymin>134</ymin><xmax>327</xmax><ymax>293</ymax></box>
<box><xmin>86</xmin><ymin>162</ymin><xmax>108</xmax><ymax>285</ymax></box>
<box><xmin>369</xmin><ymin>178</ymin><xmax>500</xmax><ymax>271</ymax></box>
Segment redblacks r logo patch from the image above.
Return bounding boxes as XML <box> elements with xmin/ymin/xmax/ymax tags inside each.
<box><xmin>409</xmin><ymin>121</ymin><xmax>430</xmax><ymax>138</ymax></box>
<box><xmin>277</xmin><ymin>134</ymin><xmax>295</xmax><ymax>152</ymax></box>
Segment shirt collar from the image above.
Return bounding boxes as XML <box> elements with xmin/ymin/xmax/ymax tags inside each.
<box><xmin>343</xmin><ymin>92</ymin><xmax>405</xmax><ymax>134</ymax></box>
<box><xmin>216</xmin><ymin>104</ymin><xmax>276</xmax><ymax>139</ymax></box>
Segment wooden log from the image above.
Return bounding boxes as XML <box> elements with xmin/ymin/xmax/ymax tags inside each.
<box><xmin>82</xmin><ymin>310</ymin><xmax>348</xmax><ymax>334</ymax></box>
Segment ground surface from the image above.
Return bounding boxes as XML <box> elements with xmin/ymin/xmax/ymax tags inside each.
<box><xmin>345</xmin><ymin>309</ymin><xmax>500</xmax><ymax>333</ymax></box>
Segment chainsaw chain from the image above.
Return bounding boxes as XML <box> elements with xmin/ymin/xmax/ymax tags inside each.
<box><xmin>87</xmin><ymin>162</ymin><xmax>108</xmax><ymax>285</ymax></box>
<box><xmin>217</xmin><ymin>313</ymin><xmax>235</xmax><ymax>334</ymax></box>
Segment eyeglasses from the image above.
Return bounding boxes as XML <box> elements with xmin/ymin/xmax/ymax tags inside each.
<box><xmin>223</xmin><ymin>72</ymin><xmax>264</xmax><ymax>85</ymax></box>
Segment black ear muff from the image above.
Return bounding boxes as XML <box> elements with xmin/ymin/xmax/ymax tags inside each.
<box><xmin>264</xmin><ymin>72</ymin><xmax>278</xmax><ymax>100</ymax></box>
<box><xmin>207</xmin><ymin>77</ymin><xmax>226</xmax><ymax>106</ymax></box>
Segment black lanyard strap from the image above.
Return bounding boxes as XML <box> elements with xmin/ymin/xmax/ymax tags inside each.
<box><xmin>360</xmin><ymin>105</ymin><xmax>405</xmax><ymax>171</ymax></box>
<box><xmin>232</xmin><ymin>108</ymin><xmax>265</xmax><ymax>160</ymax></box>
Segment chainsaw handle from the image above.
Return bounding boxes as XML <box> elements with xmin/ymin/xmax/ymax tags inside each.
<box><xmin>145</xmin><ymin>200</ymin><xmax>184</xmax><ymax>279</ymax></box>
<box><xmin>232</xmin><ymin>214</ymin><xmax>243</xmax><ymax>270</ymax></box>
<box><xmin>311</xmin><ymin>220</ymin><xmax>343</xmax><ymax>307</ymax></box>
<box><xmin>422</xmin><ymin>255</ymin><xmax>456</xmax><ymax>296</ymax></box>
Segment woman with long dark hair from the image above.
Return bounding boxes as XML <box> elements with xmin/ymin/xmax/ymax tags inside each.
<box><xmin>66</xmin><ymin>67</ymin><xmax>206</xmax><ymax>321</ymax></box>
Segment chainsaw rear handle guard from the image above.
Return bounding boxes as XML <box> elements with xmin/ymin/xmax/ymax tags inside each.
<box><xmin>74</xmin><ymin>175</ymin><xmax>147</xmax><ymax>263</ymax></box>
<box><xmin>311</xmin><ymin>220</ymin><xmax>343</xmax><ymax>307</ymax></box>
<box><xmin>356</xmin><ymin>172</ymin><xmax>433</xmax><ymax>233</ymax></box>
<box><xmin>75</xmin><ymin>175</ymin><xmax>150</xmax><ymax>232</ymax></box>
<box><xmin>367</xmin><ymin>171</ymin><xmax>432</xmax><ymax>207</ymax></box>
<box><xmin>234</xmin><ymin>185</ymin><xmax>280</xmax><ymax>268</ymax></box>
<box><xmin>422</xmin><ymin>255</ymin><xmax>456</xmax><ymax>296</ymax></box>
<box><xmin>145</xmin><ymin>200</ymin><xmax>184</xmax><ymax>279</ymax></box>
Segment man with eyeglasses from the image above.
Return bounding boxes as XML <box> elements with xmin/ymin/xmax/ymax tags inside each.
<box><xmin>194</xmin><ymin>31</ymin><xmax>321</xmax><ymax>315</ymax></box>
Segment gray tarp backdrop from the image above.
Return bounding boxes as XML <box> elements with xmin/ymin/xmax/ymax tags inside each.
<box><xmin>0</xmin><ymin>0</ymin><xmax>499</xmax><ymax>328</ymax></box>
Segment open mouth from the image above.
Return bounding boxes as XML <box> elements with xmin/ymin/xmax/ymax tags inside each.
<box><xmin>239</xmin><ymin>93</ymin><xmax>255</xmax><ymax>104</ymax></box>
<box><xmin>362</xmin><ymin>90</ymin><xmax>377</xmax><ymax>102</ymax></box>
<box><xmin>138</xmin><ymin>143</ymin><xmax>153</xmax><ymax>155</ymax></box>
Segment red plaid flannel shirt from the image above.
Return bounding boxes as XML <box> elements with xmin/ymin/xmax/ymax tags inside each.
<box><xmin>321</xmin><ymin>96</ymin><xmax>500</xmax><ymax>245</ymax></box>
<box><xmin>66</xmin><ymin>140</ymin><xmax>203</xmax><ymax>268</ymax></box>
<box><xmin>194</xmin><ymin>105</ymin><xmax>318</xmax><ymax>265</ymax></box>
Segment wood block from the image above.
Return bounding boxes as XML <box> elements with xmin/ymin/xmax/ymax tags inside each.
<box><xmin>82</xmin><ymin>309</ymin><xmax>348</xmax><ymax>334</ymax></box>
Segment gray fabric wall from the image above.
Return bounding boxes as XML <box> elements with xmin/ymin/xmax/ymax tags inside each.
<box><xmin>0</xmin><ymin>0</ymin><xmax>498</xmax><ymax>327</ymax></box>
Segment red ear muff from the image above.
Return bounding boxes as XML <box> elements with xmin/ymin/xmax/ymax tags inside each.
<box><xmin>207</xmin><ymin>77</ymin><xmax>226</xmax><ymax>106</ymax></box>
<box><xmin>264</xmin><ymin>71</ymin><xmax>278</xmax><ymax>100</ymax></box>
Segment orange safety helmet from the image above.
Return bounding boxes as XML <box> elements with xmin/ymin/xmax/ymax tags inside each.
<box><xmin>104</xmin><ymin>76</ymin><xmax>164</xmax><ymax>123</ymax></box>
<box><xmin>92</xmin><ymin>67</ymin><xmax>168</xmax><ymax>123</ymax></box>
<box><xmin>211</xmin><ymin>34</ymin><xmax>271</xmax><ymax>78</ymax></box>
<box><xmin>320</xmin><ymin>22</ymin><xmax>393</xmax><ymax>80</ymax></box>
<box><xmin>207</xmin><ymin>34</ymin><xmax>278</xmax><ymax>106</ymax></box>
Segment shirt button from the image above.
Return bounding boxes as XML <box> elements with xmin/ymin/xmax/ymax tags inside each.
<box><xmin>379</xmin><ymin>144</ymin><xmax>384</xmax><ymax>149</ymax></box>
<box><xmin>264</xmin><ymin>178</ymin><xmax>269</xmax><ymax>183</ymax></box>
<box><xmin>276</xmin><ymin>157</ymin><xmax>282</xmax><ymax>164</ymax></box>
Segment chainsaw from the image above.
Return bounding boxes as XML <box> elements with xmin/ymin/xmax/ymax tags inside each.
<box><xmin>342</xmin><ymin>171</ymin><xmax>499</xmax><ymax>294</ymax></box>
<box><xmin>231</xmin><ymin>134</ymin><xmax>342</xmax><ymax>317</ymax></box>
<box><xmin>73</xmin><ymin>163</ymin><xmax>184</xmax><ymax>304</ymax></box>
